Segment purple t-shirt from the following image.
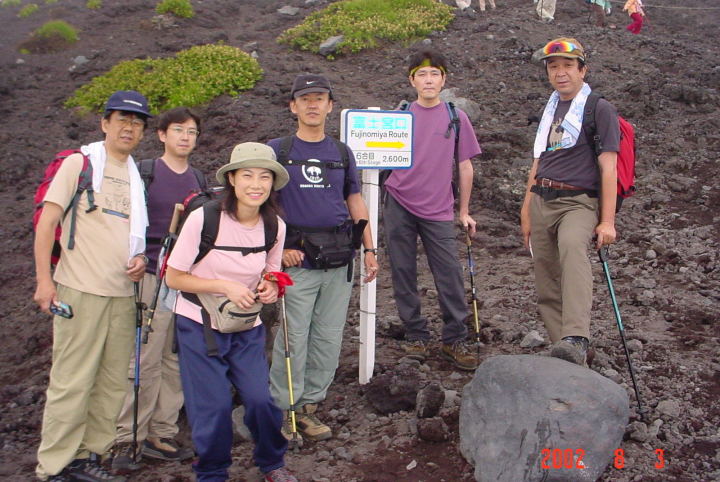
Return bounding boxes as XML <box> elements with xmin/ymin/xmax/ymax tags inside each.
<box><xmin>384</xmin><ymin>101</ymin><xmax>481</xmax><ymax>221</ymax></box>
<box><xmin>145</xmin><ymin>159</ymin><xmax>203</xmax><ymax>274</ymax></box>
<box><xmin>267</xmin><ymin>135</ymin><xmax>361</xmax><ymax>269</ymax></box>
<box><xmin>536</xmin><ymin>98</ymin><xmax>620</xmax><ymax>190</ymax></box>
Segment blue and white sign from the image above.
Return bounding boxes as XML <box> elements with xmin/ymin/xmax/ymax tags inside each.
<box><xmin>341</xmin><ymin>109</ymin><xmax>414</xmax><ymax>169</ymax></box>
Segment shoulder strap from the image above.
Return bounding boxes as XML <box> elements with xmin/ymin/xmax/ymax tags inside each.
<box><xmin>276</xmin><ymin>136</ymin><xmax>294</xmax><ymax>166</ymax></box>
<box><xmin>138</xmin><ymin>158</ymin><xmax>156</xmax><ymax>192</ymax></box>
<box><xmin>191</xmin><ymin>166</ymin><xmax>207</xmax><ymax>190</ymax></box>
<box><xmin>329</xmin><ymin>137</ymin><xmax>350</xmax><ymax>169</ymax></box>
<box><xmin>67</xmin><ymin>152</ymin><xmax>96</xmax><ymax>250</ymax></box>
<box><xmin>445</xmin><ymin>101</ymin><xmax>461</xmax><ymax>164</ymax></box>
<box><xmin>195</xmin><ymin>200</ymin><xmax>222</xmax><ymax>264</ymax></box>
<box><xmin>582</xmin><ymin>92</ymin><xmax>603</xmax><ymax>157</ymax></box>
<box><xmin>262</xmin><ymin>217</ymin><xmax>279</xmax><ymax>253</ymax></box>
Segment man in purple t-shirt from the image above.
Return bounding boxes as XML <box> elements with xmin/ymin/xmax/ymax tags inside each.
<box><xmin>384</xmin><ymin>49</ymin><xmax>482</xmax><ymax>371</ymax></box>
<box><xmin>267</xmin><ymin>74</ymin><xmax>379</xmax><ymax>444</ymax></box>
<box><xmin>113</xmin><ymin>107</ymin><xmax>203</xmax><ymax>470</ymax></box>
<box><xmin>520</xmin><ymin>38</ymin><xmax>620</xmax><ymax>366</ymax></box>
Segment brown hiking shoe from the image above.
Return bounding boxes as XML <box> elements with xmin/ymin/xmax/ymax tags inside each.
<box><xmin>296</xmin><ymin>404</ymin><xmax>332</xmax><ymax>441</ymax></box>
<box><xmin>401</xmin><ymin>339</ymin><xmax>430</xmax><ymax>360</ymax></box>
<box><xmin>550</xmin><ymin>336</ymin><xmax>588</xmax><ymax>367</ymax></box>
<box><xmin>440</xmin><ymin>340</ymin><xmax>479</xmax><ymax>371</ymax></box>
<box><xmin>281</xmin><ymin>412</ymin><xmax>304</xmax><ymax>447</ymax></box>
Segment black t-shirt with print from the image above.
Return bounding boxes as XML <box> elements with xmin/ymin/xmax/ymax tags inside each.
<box><xmin>536</xmin><ymin>97</ymin><xmax>620</xmax><ymax>191</ymax></box>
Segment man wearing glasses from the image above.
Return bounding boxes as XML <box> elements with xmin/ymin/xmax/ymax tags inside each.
<box><xmin>520</xmin><ymin>38</ymin><xmax>620</xmax><ymax>366</ymax></box>
<box><xmin>33</xmin><ymin>90</ymin><xmax>151</xmax><ymax>481</ymax></box>
<box><xmin>112</xmin><ymin>107</ymin><xmax>204</xmax><ymax>471</ymax></box>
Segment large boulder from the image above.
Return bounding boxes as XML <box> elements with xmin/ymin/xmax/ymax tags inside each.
<box><xmin>460</xmin><ymin>355</ymin><xmax>629</xmax><ymax>482</ymax></box>
<box><xmin>440</xmin><ymin>88</ymin><xmax>482</xmax><ymax>124</ymax></box>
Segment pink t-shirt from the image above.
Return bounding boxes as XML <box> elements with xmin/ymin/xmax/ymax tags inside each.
<box><xmin>384</xmin><ymin>101</ymin><xmax>481</xmax><ymax>221</ymax></box>
<box><xmin>167</xmin><ymin>208</ymin><xmax>286</xmax><ymax>327</ymax></box>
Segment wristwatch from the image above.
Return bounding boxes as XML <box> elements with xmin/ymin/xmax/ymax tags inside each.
<box><xmin>136</xmin><ymin>254</ymin><xmax>149</xmax><ymax>265</ymax></box>
<box><xmin>363</xmin><ymin>248</ymin><xmax>378</xmax><ymax>255</ymax></box>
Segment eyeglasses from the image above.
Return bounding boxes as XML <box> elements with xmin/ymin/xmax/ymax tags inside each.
<box><xmin>116</xmin><ymin>115</ymin><xmax>145</xmax><ymax>128</ymax></box>
<box><xmin>169</xmin><ymin>126</ymin><xmax>200</xmax><ymax>137</ymax></box>
<box><xmin>543</xmin><ymin>40</ymin><xmax>584</xmax><ymax>60</ymax></box>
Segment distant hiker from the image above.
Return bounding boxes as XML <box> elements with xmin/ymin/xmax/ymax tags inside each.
<box><xmin>587</xmin><ymin>0</ymin><xmax>613</xmax><ymax>27</ymax></box>
<box><xmin>112</xmin><ymin>107</ymin><xmax>203</xmax><ymax>471</ymax></box>
<box><xmin>267</xmin><ymin>74</ymin><xmax>378</xmax><ymax>443</ymax></box>
<box><xmin>33</xmin><ymin>90</ymin><xmax>151</xmax><ymax>481</ymax></box>
<box><xmin>165</xmin><ymin>142</ymin><xmax>297</xmax><ymax>482</ymax></box>
<box><xmin>384</xmin><ymin>49</ymin><xmax>482</xmax><ymax>371</ymax></box>
<box><xmin>623</xmin><ymin>0</ymin><xmax>646</xmax><ymax>34</ymax></box>
<box><xmin>535</xmin><ymin>0</ymin><xmax>556</xmax><ymax>23</ymax></box>
<box><xmin>478</xmin><ymin>0</ymin><xmax>496</xmax><ymax>12</ymax></box>
<box><xmin>520</xmin><ymin>38</ymin><xmax>620</xmax><ymax>366</ymax></box>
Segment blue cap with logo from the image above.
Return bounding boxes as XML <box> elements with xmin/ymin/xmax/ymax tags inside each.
<box><xmin>291</xmin><ymin>74</ymin><xmax>334</xmax><ymax>100</ymax></box>
<box><xmin>104</xmin><ymin>90</ymin><xmax>152</xmax><ymax>117</ymax></box>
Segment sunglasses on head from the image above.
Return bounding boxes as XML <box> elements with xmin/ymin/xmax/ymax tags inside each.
<box><xmin>543</xmin><ymin>40</ymin><xmax>582</xmax><ymax>57</ymax></box>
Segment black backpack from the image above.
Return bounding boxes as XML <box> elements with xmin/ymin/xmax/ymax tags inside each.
<box><xmin>137</xmin><ymin>158</ymin><xmax>208</xmax><ymax>193</ymax></box>
<box><xmin>177</xmin><ymin>192</ymin><xmax>278</xmax><ymax>265</ymax></box>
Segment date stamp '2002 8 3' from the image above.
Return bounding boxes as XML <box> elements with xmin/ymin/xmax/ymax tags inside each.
<box><xmin>540</xmin><ymin>448</ymin><xmax>666</xmax><ymax>470</ymax></box>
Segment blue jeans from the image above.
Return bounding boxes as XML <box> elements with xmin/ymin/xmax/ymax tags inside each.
<box><xmin>175</xmin><ymin>315</ymin><xmax>287</xmax><ymax>481</ymax></box>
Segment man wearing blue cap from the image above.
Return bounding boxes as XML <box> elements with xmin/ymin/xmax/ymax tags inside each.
<box><xmin>33</xmin><ymin>90</ymin><xmax>151</xmax><ymax>481</ymax></box>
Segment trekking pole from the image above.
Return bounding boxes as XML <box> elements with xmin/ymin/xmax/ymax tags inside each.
<box><xmin>132</xmin><ymin>281</ymin><xmax>145</xmax><ymax>463</ymax></box>
<box><xmin>263</xmin><ymin>272</ymin><xmax>299</xmax><ymax>450</ymax></box>
<box><xmin>465</xmin><ymin>231</ymin><xmax>481</xmax><ymax>358</ymax></box>
<box><xmin>598</xmin><ymin>246</ymin><xmax>648</xmax><ymax>421</ymax></box>
<box><xmin>142</xmin><ymin>204</ymin><xmax>183</xmax><ymax>344</ymax></box>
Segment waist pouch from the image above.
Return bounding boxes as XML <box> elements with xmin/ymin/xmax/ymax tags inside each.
<box><xmin>185</xmin><ymin>291</ymin><xmax>261</xmax><ymax>333</ymax></box>
<box><xmin>289</xmin><ymin>219</ymin><xmax>367</xmax><ymax>271</ymax></box>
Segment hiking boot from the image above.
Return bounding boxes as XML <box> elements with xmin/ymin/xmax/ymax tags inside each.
<box><xmin>68</xmin><ymin>455</ymin><xmax>126</xmax><ymax>481</ymax></box>
<box><xmin>47</xmin><ymin>469</ymin><xmax>71</xmax><ymax>481</ymax></box>
<box><xmin>281</xmin><ymin>412</ymin><xmax>304</xmax><ymax>447</ymax></box>
<box><xmin>111</xmin><ymin>442</ymin><xmax>142</xmax><ymax>472</ymax></box>
<box><xmin>142</xmin><ymin>437</ymin><xmax>194</xmax><ymax>461</ymax></box>
<box><xmin>296</xmin><ymin>404</ymin><xmax>332</xmax><ymax>441</ymax></box>
<box><xmin>440</xmin><ymin>340</ymin><xmax>479</xmax><ymax>371</ymax></box>
<box><xmin>401</xmin><ymin>339</ymin><xmax>430</xmax><ymax>361</ymax></box>
<box><xmin>264</xmin><ymin>466</ymin><xmax>298</xmax><ymax>482</ymax></box>
<box><xmin>550</xmin><ymin>336</ymin><xmax>589</xmax><ymax>367</ymax></box>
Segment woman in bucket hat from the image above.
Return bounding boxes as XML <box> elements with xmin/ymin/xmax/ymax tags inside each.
<box><xmin>166</xmin><ymin>142</ymin><xmax>297</xmax><ymax>482</ymax></box>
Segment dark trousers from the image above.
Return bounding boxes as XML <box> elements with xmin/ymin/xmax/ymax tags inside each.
<box><xmin>175</xmin><ymin>315</ymin><xmax>287</xmax><ymax>481</ymax></box>
<box><xmin>384</xmin><ymin>193</ymin><xmax>468</xmax><ymax>344</ymax></box>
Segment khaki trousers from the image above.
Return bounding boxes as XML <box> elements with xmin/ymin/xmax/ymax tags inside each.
<box><xmin>530</xmin><ymin>193</ymin><xmax>598</xmax><ymax>343</ymax></box>
<box><xmin>116</xmin><ymin>273</ymin><xmax>183</xmax><ymax>443</ymax></box>
<box><xmin>36</xmin><ymin>285</ymin><xmax>134</xmax><ymax>479</ymax></box>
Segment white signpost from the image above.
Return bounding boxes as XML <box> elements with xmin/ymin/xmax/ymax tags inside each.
<box><xmin>340</xmin><ymin>108</ymin><xmax>414</xmax><ymax>384</ymax></box>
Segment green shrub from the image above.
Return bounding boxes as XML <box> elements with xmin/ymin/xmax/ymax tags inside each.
<box><xmin>45</xmin><ymin>0</ymin><xmax>59</xmax><ymax>4</ymax></box>
<box><xmin>35</xmin><ymin>20</ymin><xmax>79</xmax><ymax>42</ymax></box>
<box><xmin>278</xmin><ymin>0</ymin><xmax>453</xmax><ymax>57</ymax></box>
<box><xmin>86</xmin><ymin>0</ymin><xmax>101</xmax><ymax>9</ymax></box>
<box><xmin>156</xmin><ymin>0</ymin><xmax>193</xmax><ymax>18</ymax></box>
<box><xmin>65</xmin><ymin>44</ymin><xmax>262</xmax><ymax>115</ymax></box>
<box><xmin>1</xmin><ymin>0</ymin><xmax>23</xmax><ymax>7</ymax></box>
<box><xmin>18</xmin><ymin>3</ymin><xmax>39</xmax><ymax>16</ymax></box>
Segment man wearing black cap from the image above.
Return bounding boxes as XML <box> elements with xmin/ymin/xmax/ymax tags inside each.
<box><xmin>33</xmin><ymin>90</ymin><xmax>151</xmax><ymax>481</ymax></box>
<box><xmin>267</xmin><ymin>74</ymin><xmax>378</xmax><ymax>443</ymax></box>
<box><xmin>520</xmin><ymin>38</ymin><xmax>620</xmax><ymax>366</ymax></box>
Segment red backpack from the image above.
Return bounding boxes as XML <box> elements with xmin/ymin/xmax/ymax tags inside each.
<box><xmin>33</xmin><ymin>149</ymin><xmax>97</xmax><ymax>265</ymax></box>
<box><xmin>582</xmin><ymin>92</ymin><xmax>637</xmax><ymax>211</ymax></box>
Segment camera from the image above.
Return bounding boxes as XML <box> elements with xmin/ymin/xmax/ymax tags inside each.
<box><xmin>50</xmin><ymin>301</ymin><xmax>74</xmax><ymax>319</ymax></box>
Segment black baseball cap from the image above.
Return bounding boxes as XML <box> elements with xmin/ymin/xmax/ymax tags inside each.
<box><xmin>104</xmin><ymin>90</ymin><xmax>152</xmax><ymax>117</ymax></box>
<box><xmin>290</xmin><ymin>74</ymin><xmax>334</xmax><ymax>99</ymax></box>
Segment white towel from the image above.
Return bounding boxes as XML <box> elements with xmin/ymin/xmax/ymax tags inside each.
<box><xmin>80</xmin><ymin>141</ymin><xmax>148</xmax><ymax>261</ymax></box>
<box><xmin>533</xmin><ymin>82</ymin><xmax>592</xmax><ymax>159</ymax></box>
